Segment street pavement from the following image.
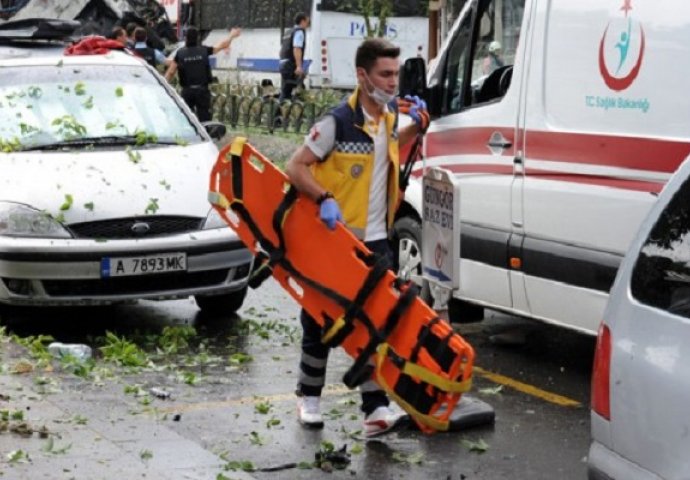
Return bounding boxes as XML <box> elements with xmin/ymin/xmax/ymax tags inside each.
<box><xmin>0</xmin><ymin>279</ymin><xmax>594</xmax><ymax>479</ymax></box>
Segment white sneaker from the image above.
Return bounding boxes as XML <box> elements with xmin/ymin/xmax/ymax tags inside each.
<box><xmin>297</xmin><ymin>396</ymin><xmax>324</xmax><ymax>428</ymax></box>
<box><xmin>364</xmin><ymin>405</ymin><xmax>406</xmax><ymax>437</ymax></box>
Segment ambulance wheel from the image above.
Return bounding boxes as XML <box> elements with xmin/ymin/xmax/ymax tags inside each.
<box><xmin>447</xmin><ymin>297</ymin><xmax>484</xmax><ymax>324</ymax></box>
<box><xmin>195</xmin><ymin>287</ymin><xmax>247</xmax><ymax>314</ymax></box>
<box><xmin>392</xmin><ymin>216</ymin><xmax>432</xmax><ymax>303</ymax></box>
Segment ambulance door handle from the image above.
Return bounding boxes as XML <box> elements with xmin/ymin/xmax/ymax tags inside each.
<box><xmin>487</xmin><ymin>131</ymin><xmax>512</xmax><ymax>150</ymax></box>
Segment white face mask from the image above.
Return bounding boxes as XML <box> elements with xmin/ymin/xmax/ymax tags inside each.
<box><xmin>363</xmin><ymin>73</ymin><xmax>397</xmax><ymax>106</ymax></box>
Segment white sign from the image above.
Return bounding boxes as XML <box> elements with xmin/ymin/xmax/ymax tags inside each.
<box><xmin>422</xmin><ymin>168</ymin><xmax>460</xmax><ymax>290</ymax></box>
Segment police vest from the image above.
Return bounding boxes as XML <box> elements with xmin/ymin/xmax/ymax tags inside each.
<box><xmin>176</xmin><ymin>46</ymin><xmax>212</xmax><ymax>88</ymax></box>
<box><xmin>279</xmin><ymin>27</ymin><xmax>306</xmax><ymax>64</ymax></box>
<box><xmin>134</xmin><ymin>46</ymin><xmax>156</xmax><ymax>67</ymax></box>
<box><xmin>311</xmin><ymin>88</ymin><xmax>400</xmax><ymax>240</ymax></box>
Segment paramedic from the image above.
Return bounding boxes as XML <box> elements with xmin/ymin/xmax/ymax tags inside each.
<box><xmin>285</xmin><ymin>37</ymin><xmax>429</xmax><ymax>437</ymax></box>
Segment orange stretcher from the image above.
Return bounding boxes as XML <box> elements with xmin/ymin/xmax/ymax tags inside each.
<box><xmin>208</xmin><ymin>137</ymin><xmax>475</xmax><ymax>433</ymax></box>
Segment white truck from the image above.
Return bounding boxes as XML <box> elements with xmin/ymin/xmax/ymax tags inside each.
<box><xmin>395</xmin><ymin>0</ymin><xmax>690</xmax><ymax>334</ymax></box>
<box><xmin>194</xmin><ymin>0</ymin><xmax>429</xmax><ymax>89</ymax></box>
<box><xmin>306</xmin><ymin>0</ymin><xmax>428</xmax><ymax>89</ymax></box>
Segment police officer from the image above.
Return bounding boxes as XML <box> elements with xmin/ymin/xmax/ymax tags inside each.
<box><xmin>165</xmin><ymin>26</ymin><xmax>241</xmax><ymax>122</ymax></box>
<box><xmin>279</xmin><ymin>12</ymin><xmax>310</xmax><ymax>102</ymax></box>
<box><xmin>132</xmin><ymin>27</ymin><xmax>169</xmax><ymax>69</ymax></box>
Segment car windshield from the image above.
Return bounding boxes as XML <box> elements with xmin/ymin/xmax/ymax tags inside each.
<box><xmin>0</xmin><ymin>63</ymin><xmax>202</xmax><ymax>150</ymax></box>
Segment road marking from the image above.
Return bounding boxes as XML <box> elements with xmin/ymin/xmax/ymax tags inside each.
<box><xmin>473</xmin><ymin>366</ymin><xmax>582</xmax><ymax>408</ymax></box>
<box><xmin>159</xmin><ymin>367</ymin><xmax>581</xmax><ymax>414</ymax></box>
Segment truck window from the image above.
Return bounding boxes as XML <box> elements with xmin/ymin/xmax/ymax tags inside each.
<box><xmin>631</xmin><ymin>173</ymin><xmax>690</xmax><ymax>319</ymax></box>
<box><xmin>442</xmin><ymin>0</ymin><xmax>525</xmax><ymax>114</ymax></box>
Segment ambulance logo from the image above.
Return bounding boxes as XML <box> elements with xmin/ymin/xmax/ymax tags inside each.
<box><xmin>598</xmin><ymin>0</ymin><xmax>645</xmax><ymax>91</ymax></box>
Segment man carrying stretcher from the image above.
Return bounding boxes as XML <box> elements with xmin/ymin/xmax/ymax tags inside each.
<box><xmin>285</xmin><ymin>38</ymin><xmax>430</xmax><ymax>437</ymax></box>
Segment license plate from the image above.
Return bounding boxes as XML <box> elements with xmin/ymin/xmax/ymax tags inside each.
<box><xmin>101</xmin><ymin>252</ymin><xmax>187</xmax><ymax>278</ymax></box>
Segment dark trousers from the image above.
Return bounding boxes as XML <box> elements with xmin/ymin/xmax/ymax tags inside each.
<box><xmin>181</xmin><ymin>86</ymin><xmax>211</xmax><ymax>122</ymax></box>
<box><xmin>279</xmin><ymin>62</ymin><xmax>300</xmax><ymax>102</ymax></box>
<box><xmin>297</xmin><ymin>239</ymin><xmax>395</xmax><ymax>415</ymax></box>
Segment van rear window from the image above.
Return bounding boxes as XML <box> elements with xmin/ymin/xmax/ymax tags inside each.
<box><xmin>631</xmin><ymin>174</ymin><xmax>690</xmax><ymax>318</ymax></box>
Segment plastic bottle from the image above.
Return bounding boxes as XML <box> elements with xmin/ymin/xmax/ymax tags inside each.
<box><xmin>47</xmin><ymin>342</ymin><xmax>92</xmax><ymax>361</ymax></box>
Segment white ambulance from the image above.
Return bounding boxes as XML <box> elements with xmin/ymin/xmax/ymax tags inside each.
<box><xmin>396</xmin><ymin>0</ymin><xmax>690</xmax><ymax>334</ymax></box>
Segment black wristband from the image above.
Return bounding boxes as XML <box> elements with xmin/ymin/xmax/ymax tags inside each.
<box><xmin>316</xmin><ymin>191</ymin><xmax>334</xmax><ymax>205</ymax></box>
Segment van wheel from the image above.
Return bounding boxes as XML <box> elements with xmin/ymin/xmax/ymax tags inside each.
<box><xmin>447</xmin><ymin>297</ymin><xmax>484</xmax><ymax>324</ymax></box>
<box><xmin>195</xmin><ymin>287</ymin><xmax>247</xmax><ymax>314</ymax></box>
<box><xmin>392</xmin><ymin>216</ymin><xmax>432</xmax><ymax>303</ymax></box>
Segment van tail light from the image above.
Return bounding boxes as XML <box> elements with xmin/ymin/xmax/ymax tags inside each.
<box><xmin>591</xmin><ymin>322</ymin><xmax>612</xmax><ymax>420</ymax></box>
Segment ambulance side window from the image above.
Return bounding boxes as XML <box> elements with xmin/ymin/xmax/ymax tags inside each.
<box><xmin>442</xmin><ymin>0</ymin><xmax>525</xmax><ymax>114</ymax></box>
<box><xmin>442</xmin><ymin>14</ymin><xmax>473</xmax><ymax>114</ymax></box>
<box><xmin>471</xmin><ymin>0</ymin><xmax>525</xmax><ymax>105</ymax></box>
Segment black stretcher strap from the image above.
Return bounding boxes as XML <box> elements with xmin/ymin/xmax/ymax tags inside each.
<box><xmin>342</xmin><ymin>283</ymin><xmax>419</xmax><ymax>388</ymax></box>
<box><xmin>228</xmin><ymin>149</ymin><xmax>420</xmax><ymax>389</ymax></box>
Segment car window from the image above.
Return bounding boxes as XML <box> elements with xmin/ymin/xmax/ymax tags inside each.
<box><xmin>631</xmin><ymin>174</ymin><xmax>690</xmax><ymax>318</ymax></box>
<box><xmin>0</xmin><ymin>64</ymin><xmax>203</xmax><ymax>149</ymax></box>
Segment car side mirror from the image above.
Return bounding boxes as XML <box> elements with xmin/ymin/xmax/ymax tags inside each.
<box><xmin>399</xmin><ymin>57</ymin><xmax>428</xmax><ymax>99</ymax></box>
<box><xmin>202</xmin><ymin>121</ymin><xmax>226</xmax><ymax>141</ymax></box>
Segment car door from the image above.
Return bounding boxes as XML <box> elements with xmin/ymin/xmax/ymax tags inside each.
<box><xmin>424</xmin><ymin>0</ymin><xmax>529</xmax><ymax>313</ymax></box>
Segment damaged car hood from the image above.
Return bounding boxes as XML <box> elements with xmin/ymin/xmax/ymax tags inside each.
<box><xmin>0</xmin><ymin>141</ymin><xmax>221</xmax><ymax>223</ymax></box>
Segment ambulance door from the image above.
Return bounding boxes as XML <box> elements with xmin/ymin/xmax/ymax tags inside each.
<box><xmin>424</xmin><ymin>0</ymin><xmax>528</xmax><ymax>313</ymax></box>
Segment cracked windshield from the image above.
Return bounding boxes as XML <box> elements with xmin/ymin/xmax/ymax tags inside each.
<box><xmin>0</xmin><ymin>65</ymin><xmax>200</xmax><ymax>150</ymax></box>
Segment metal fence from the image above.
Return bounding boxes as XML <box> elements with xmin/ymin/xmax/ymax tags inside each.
<box><xmin>209</xmin><ymin>83</ymin><xmax>344</xmax><ymax>134</ymax></box>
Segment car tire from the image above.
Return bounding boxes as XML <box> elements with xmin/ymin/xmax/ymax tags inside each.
<box><xmin>392</xmin><ymin>216</ymin><xmax>432</xmax><ymax>304</ymax></box>
<box><xmin>195</xmin><ymin>287</ymin><xmax>247</xmax><ymax>314</ymax></box>
<box><xmin>447</xmin><ymin>297</ymin><xmax>484</xmax><ymax>324</ymax></box>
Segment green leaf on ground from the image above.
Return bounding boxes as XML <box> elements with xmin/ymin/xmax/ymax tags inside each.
<box><xmin>478</xmin><ymin>385</ymin><xmax>504</xmax><ymax>396</ymax></box>
<box><xmin>462</xmin><ymin>438</ymin><xmax>489</xmax><ymax>453</ymax></box>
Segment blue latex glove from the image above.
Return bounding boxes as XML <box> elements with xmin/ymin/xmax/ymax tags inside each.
<box><xmin>320</xmin><ymin>198</ymin><xmax>342</xmax><ymax>230</ymax></box>
<box><xmin>404</xmin><ymin>94</ymin><xmax>428</xmax><ymax>128</ymax></box>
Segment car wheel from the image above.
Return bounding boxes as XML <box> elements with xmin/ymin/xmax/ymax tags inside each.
<box><xmin>392</xmin><ymin>216</ymin><xmax>432</xmax><ymax>304</ymax></box>
<box><xmin>195</xmin><ymin>287</ymin><xmax>247</xmax><ymax>314</ymax></box>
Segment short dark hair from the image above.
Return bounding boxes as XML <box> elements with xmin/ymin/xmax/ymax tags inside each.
<box><xmin>294</xmin><ymin>12</ymin><xmax>308</xmax><ymax>25</ymax></box>
<box><xmin>134</xmin><ymin>27</ymin><xmax>147</xmax><ymax>43</ymax></box>
<box><xmin>125</xmin><ymin>22</ymin><xmax>138</xmax><ymax>37</ymax></box>
<box><xmin>109</xmin><ymin>26</ymin><xmax>125</xmax><ymax>40</ymax></box>
<box><xmin>355</xmin><ymin>38</ymin><xmax>400</xmax><ymax>72</ymax></box>
<box><xmin>186</xmin><ymin>26</ymin><xmax>199</xmax><ymax>47</ymax></box>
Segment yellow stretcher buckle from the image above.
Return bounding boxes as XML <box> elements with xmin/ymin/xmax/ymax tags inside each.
<box><xmin>230</xmin><ymin>137</ymin><xmax>248</xmax><ymax>157</ymax></box>
<box><xmin>321</xmin><ymin>317</ymin><xmax>346</xmax><ymax>345</ymax></box>
<box><xmin>208</xmin><ymin>191</ymin><xmax>230</xmax><ymax>209</ymax></box>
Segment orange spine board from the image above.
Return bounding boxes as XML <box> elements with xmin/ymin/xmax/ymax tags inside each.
<box><xmin>209</xmin><ymin>140</ymin><xmax>475</xmax><ymax>433</ymax></box>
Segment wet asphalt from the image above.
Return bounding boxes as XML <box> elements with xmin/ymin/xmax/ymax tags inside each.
<box><xmin>0</xmin><ymin>279</ymin><xmax>595</xmax><ymax>479</ymax></box>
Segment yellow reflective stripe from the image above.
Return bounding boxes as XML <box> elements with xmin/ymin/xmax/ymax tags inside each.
<box><xmin>230</xmin><ymin>136</ymin><xmax>247</xmax><ymax>157</ymax></box>
<box><xmin>208</xmin><ymin>192</ymin><xmax>230</xmax><ymax>209</ymax></box>
<box><xmin>374</xmin><ymin>344</ymin><xmax>449</xmax><ymax>432</ymax></box>
<box><xmin>321</xmin><ymin>317</ymin><xmax>346</xmax><ymax>344</ymax></box>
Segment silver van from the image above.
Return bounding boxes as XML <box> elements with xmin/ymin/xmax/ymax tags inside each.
<box><xmin>589</xmin><ymin>153</ymin><xmax>690</xmax><ymax>479</ymax></box>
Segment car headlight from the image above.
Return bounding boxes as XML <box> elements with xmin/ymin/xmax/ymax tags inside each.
<box><xmin>202</xmin><ymin>207</ymin><xmax>230</xmax><ymax>230</ymax></box>
<box><xmin>0</xmin><ymin>203</ymin><xmax>72</xmax><ymax>238</ymax></box>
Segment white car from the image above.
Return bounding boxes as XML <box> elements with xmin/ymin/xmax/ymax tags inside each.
<box><xmin>0</xmin><ymin>20</ymin><xmax>252</xmax><ymax>312</ymax></box>
<box><xmin>589</xmin><ymin>152</ymin><xmax>690</xmax><ymax>479</ymax></box>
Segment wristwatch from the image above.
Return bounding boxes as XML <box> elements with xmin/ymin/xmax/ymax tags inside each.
<box><xmin>316</xmin><ymin>191</ymin><xmax>334</xmax><ymax>205</ymax></box>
